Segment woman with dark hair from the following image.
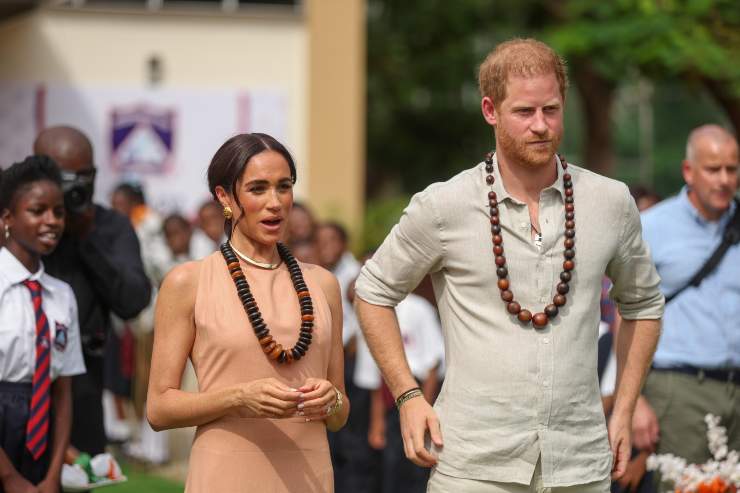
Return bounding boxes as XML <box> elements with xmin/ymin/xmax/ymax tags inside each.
<box><xmin>147</xmin><ymin>133</ymin><xmax>349</xmax><ymax>492</ymax></box>
<box><xmin>0</xmin><ymin>156</ymin><xmax>86</xmax><ymax>492</ymax></box>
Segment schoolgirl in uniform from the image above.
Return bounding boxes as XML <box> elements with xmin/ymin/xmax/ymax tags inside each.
<box><xmin>0</xmin><ymin>155</ymin><xmax>85</xmax><ymax>492</ymax></box>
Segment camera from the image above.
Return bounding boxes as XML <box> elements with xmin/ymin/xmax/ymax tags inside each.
<box><xmin>60</xmin><ymin>169</ymin><xmax>95</xmax><ymax>214</ymax></box>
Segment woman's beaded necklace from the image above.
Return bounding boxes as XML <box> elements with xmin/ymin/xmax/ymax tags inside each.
<box><xmin>485</xmin><ymin>151</ymin><xmax>575</xmax><ymax>329</ymax></box>
<box><xmin>221</xmin><ymin>241</ymin><xmax>314</xmax><ymax>364</ymax></box>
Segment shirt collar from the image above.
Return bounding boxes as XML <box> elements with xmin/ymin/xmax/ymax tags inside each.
<box><xmin>0</xmin><ymin>247</ymin><xmax>56</xmax><ymax>294</ymax></box>
<box><xmin>481</xmin><ymin>152</ymin><xmax>566</xmax><ymax>204</ymax></box>
<box><xmin>678</xmin><ymin>185</ymin><xmax>737</xmax><ymax>228</ymax></box>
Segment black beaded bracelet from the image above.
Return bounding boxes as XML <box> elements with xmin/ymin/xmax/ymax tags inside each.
<box><xmin>395</xmin><ymin>387</ymin><xmax>423</xmax><ymax>409</ymax></box>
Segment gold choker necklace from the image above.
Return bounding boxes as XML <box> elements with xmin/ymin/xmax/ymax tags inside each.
<box><xmin>229</xmin><ymin>242</ymin><xmax>282</xmax><ymax>270</ymax></box>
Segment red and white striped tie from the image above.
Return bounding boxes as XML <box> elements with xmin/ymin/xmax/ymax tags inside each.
<box><xmin>23</xmin><ymin>280</ymin><xmax>51</xmax><ymax>460</ymax></box>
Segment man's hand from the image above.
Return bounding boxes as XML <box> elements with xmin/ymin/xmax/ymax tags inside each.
<box><xmin>631</xmin><ymin>396</ymin><xmax>659</xmax><ymax>451</ymax></box>
<box><xmin>608</xmin><ymin>411</ymin><xmax>632</xmax><ymax>480</ymax></box>
<box><xmin>616</xmin><ymin>450</ymin><xmax>649</xmax><ymax>493</ymax></box>
<box><xmin>399</xmin><ymin>396</ymin><xmax>442</xmax><ymax>467</ymax></box>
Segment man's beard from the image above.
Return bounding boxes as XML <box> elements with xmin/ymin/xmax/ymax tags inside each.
<box><xmin>496</xmin><ymin>124</ymin><xmax>562</xmax><ymax>169</ymax></box>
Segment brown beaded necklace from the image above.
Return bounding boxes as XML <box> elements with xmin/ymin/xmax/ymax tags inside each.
<box><xmin>221</xmin><ymin>241</ymin><xmax>314</xmax><ymax>364</ymax></box>
<box><xmin>485</xmin><ymin>151</ymin><xmax>575</xmax><ymax>329</ymax></box>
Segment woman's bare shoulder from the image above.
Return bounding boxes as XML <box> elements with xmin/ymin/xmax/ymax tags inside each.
<box><xmin>160</xmin><ymin>260</ymin><xmax>202</xmax><ymax>297</ymax></box>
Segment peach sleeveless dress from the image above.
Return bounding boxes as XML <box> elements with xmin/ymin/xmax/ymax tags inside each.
<box><xmin>185</xmin><ymin>252</ymin><xmax>334</xmax><ymax>492</ymax></box>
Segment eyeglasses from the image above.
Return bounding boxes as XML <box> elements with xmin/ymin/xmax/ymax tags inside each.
<box><xmin>60</xmin><ymin>168</ymin><xmax>97</xmax><ymax>183</ymax></box>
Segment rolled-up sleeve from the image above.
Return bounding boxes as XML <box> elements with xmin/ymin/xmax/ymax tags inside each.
<box><xmin>355</xmin><ymin>189</ymin><xmax>444</xmax><ymax>307</ymax></box>
<box><xmin>606</xmin><ymin>186</ymin><xmax>665</xmax><ymax>320</ymax></box>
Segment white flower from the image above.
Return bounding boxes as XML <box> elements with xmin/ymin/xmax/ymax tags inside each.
<box><xmin>647</xmin><ymin>414</ymin><xmax>740</xmax><ymax>490</ymax></box>
<box><xmin>706</xmin><ymin>414</ymin><xmax>729</xmax><ymax>461</ymax></box>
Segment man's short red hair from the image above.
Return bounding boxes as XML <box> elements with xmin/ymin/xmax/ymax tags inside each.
<box><xmin>478</xmin><ymin>38</ymin><xmax>568</xmax><ymax>106</ymax></box>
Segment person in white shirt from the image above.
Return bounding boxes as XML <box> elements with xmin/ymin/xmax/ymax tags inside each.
<box><xmin>124</xmin><ymin>213</ymin><xmax>201</xmax><ymax>465</ymax></box>
<box><xmin>191</xmin><ymin>200</ymin><xmax>226</xmax><ymax>259</ymax></box>
<box><xmin>316</xmin><ymin>223</ymin><xmax>361</xmax><ymax>345</ymax></box>
<box><xmin>315</xmin><ymin>222</ymin><xmax>365</xmax><ymax>490</ymax></box>
<box><xmin>354</xmin><ymin>293</ymin><xmax>445</xmax><ymax>493</ymax></box>
<box><xmin>0</xmin><ymin>155</ymin><xmax>86</xmax><ymax>492</ymax></box>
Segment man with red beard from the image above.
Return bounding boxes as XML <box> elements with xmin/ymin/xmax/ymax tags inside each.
<box><xmin>354</xmin><ymin>38</ymin><xmax>664</xmax><ymax>492</ymax></box>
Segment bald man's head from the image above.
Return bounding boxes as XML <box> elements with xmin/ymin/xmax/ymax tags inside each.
<box><xmin>685</xmin><ymin>124</ymin><xmax>737</xmax><ymax>163</ymax></box>
<box><xmin>682</xmin><ymin>124</ymin><xmax>739</xmax><ymax>221</ymax></box>
<box><xmin>33</xmin><ymin>126</ymin><xmax>94</xmax><ymax>173</ymax></box>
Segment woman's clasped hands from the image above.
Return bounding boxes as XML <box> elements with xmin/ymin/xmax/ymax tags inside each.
<box><xmin>234</xmin><ymin>377</ymin><xmax>339</xmax><ymax>421</ymax></box>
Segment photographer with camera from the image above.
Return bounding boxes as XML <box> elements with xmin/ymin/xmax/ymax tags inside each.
<box><xmin>34</xmin><ymin>126</ymin><xmax>151</xmax><ymax>457</ymax></box>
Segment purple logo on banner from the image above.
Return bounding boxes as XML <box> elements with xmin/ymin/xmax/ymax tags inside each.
<box><xmin>110</xmin><ymin>104</ymin><xmax>175</xmax><ymax>174</ymax></box>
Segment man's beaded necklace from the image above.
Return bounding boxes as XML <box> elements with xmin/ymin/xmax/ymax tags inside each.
<box><xmin>485</xmin><ymin>152</ymin><xmax>575</xmax><ymax>329</ymax></box>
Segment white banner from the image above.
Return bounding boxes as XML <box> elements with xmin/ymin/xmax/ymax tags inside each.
<box><xmin>0</xmin><ymin>83</ymin><xmax>288</xmax><ymax>217</ymax></box>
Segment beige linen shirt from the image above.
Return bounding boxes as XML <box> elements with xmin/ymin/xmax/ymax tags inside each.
<box><xmin>355</xmin><ymin>155</ymin><xmax>664</xmax><ymax>487</ymax></box>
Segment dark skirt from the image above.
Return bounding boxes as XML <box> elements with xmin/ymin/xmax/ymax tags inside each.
<box><xmin>0</xmin><ymin>381</ymin><xmax>52</xmax><ymax>490</ymax></box>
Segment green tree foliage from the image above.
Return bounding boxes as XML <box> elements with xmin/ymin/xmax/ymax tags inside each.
<box><xmin>548</xmin><ymin>0</ymin><xmax>740</xmax><ymax>85</ymax></box>
<box><xmin>546</xmin><ymin>0</ymin><xmax>740</xmax><ymax>193</ymax></box>
<box><xmin>366</xmin><ymin>0</ymin><xmax>497</xmax><ymax>195</ymax></box>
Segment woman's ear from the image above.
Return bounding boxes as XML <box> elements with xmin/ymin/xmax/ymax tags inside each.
<box><xmin>1</xmin><ymin>208</ymin><xmax>11</xmax><ymax>227</ymax></box>
<box><xmin>214</xmin><ymin>186</ymin><xmax>231</xmax><ymax>209</ymax></box>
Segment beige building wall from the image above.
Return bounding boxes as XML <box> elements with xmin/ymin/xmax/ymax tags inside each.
<box><xmin>0</xmin><ymin>1</ymin><xmax>367</xmax><ymax>233</ymax></box>
<box><xmin>307</xmin><ymin>0</ymin><xmax>366</xmax><ymax>242</ymax></box>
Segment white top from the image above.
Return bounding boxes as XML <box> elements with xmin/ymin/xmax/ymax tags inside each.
<box><xmin>600</xmin><ymin>351</ymin><xmax>617</xmax><ymax>397</ymax></box>
<box><xmin>598</xmin><ymin>321</ymin><xmax>617</xmax><ymax>397</ymax></box>
<box><xmin>190</xmin><ymin>229</ymin><xmax>221</xmax><ymax>262</ymax></box>
<box><xmin>332</xmin><ymin>251</ymin><xmax>361</xmax><ymax>345</ymax></box>
<box><xmin>0</xmin><ymin>247</ymin><xmax>86</xmax><ymax>382</ymax></box>
<box><xmin>354</xmin><ymin>293</ymin><xmax>445</xmax><ymax>390</ymax></box>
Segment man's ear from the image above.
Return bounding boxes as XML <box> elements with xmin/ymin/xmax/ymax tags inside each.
<box><xmin>481</xmin><ymin>96</ymin><xmax>498</xmax><ymax>127</ymax></box>
<box><xmin>681</xmin><ymin>160</ymin><xmax>693</xmax><ymax>188</ymax></box>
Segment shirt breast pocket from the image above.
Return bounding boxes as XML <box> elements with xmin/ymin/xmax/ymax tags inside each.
<box><xmin>47</xmin><ymin>312</ymin><xmax>72</xmax><ymax>380</ymax></box>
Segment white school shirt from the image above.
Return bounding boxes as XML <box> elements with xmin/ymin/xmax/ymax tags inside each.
<box><xmin>354</xmin><ymin>293</ymin><xmax>445</xmax><ymax>390</ymax></box>
<box><xmin>597</xmin><ymin>321</ymin><xmax>617</xmax><ymax>397</ymax></box>
<box><xmin>332</xmin><ymin>251</ymin><xmax>361</xmax><ymax>345</ymax></box>
<box><xmin>0</xmin><ymin>247</ymin><xmax>86</xmax><ymax>382</ymax></box>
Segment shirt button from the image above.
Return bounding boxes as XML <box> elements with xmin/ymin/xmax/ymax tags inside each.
<box><xmin>542</xmin><ymin>337</ymin><xmax>550</xmax><ymax>344</ymax></box>
<box><xmin>520</xmin><ymin>222</ymin><xmax>528</xmax><ymax>229</ymax></box>
<box><xmin>543</xmin><ymin>380</ymin><xmax>550</xmax><ymax>388</ymax></box>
